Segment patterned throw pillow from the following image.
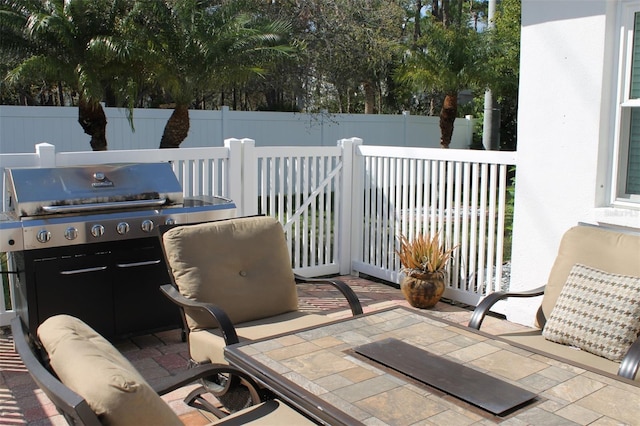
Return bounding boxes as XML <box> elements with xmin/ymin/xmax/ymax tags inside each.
<box><xmin>542</xmin><ymin>264</ymin><xmax>640</xmax><ymax>362</ymax></box>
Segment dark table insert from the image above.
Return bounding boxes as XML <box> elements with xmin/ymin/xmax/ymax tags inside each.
<box><xmin>354</xmin><ymin>337</ymin><xmax>538</xmax><ymax>416</ymax></box>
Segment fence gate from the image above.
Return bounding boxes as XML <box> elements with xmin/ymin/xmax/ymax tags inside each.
<box><xmin>244</xmin><ymin>144</ymin><xmax>345</xmax><ymax>277</ymax></box>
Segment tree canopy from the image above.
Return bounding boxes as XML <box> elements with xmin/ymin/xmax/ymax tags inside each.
<box><xmin>0</xmin><ymin>0</ymin><xmax>521</xmax><ymax>150</ymax></box>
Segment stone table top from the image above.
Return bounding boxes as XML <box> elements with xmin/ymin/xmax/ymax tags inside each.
<box><xmin>225</xmin><ymin>307</ymin><xmax>640</xmax><ymax>425</ymax></box>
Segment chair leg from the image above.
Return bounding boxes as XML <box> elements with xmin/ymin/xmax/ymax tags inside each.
<box><xmin>185</xmin><ymin>359</ymin><xmax>263</xmax><ymax>414</ymax></box>
<box><xmin>203</xmin><ymin>373</ymin><xmax>257</xmax><ymax>412</ymax></box>
<box><xmin>184</xmin><ymin>385</ymin><xmax>229</xmax><ymax>419</ymax></box>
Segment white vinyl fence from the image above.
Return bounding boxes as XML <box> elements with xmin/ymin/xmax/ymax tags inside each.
<box><xmin>350</xmin><ymin>144</ymin><xmax>517</xmax><ymax>306</ymax></box>
<box><xmin>0</xmin><ymin>105</ymin><xmax>475</xmax><ymax>152</ymax></box>
<box><xmin>0</xmin><ymin>139</ymin><xmax>516</xmax><ymax>326</ymax></box>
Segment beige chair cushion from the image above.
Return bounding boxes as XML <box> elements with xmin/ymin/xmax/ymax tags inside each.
<box><xmin>497</xmin><ymin>330</ymin><xmax>628</xmax><ymax>379</ymax></box>
<box><xmin>541</xmin><ymin>225</ymin><xmax>640</xmax><ymax>324</ymax></box>
<box><xmin>542</xmin><ymin>264</ymin><xmax>640</xmax><ymax>361</ymax></box>
<box><xmin>163</xmin><ymin>216</ymin><xmax>299</xmax><ymax>331</ymax></box>
<box><xmin>37</xmin><ymin>315</ymin><xmax>181</xmax><ymax>426</ymax></box>
<box><xmin>212</xmin><ymin>399</ymin><xmax>316</xmax><ymax>425</ymax></box>
<box><xmin>189</xmin><ymin>311</ymin><xmax>333</xmax><ymax>364</ymax></box>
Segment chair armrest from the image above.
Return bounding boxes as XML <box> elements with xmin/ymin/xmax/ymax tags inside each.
<box><xmin>160</xmin><ymin>284</ymin><xmax>239</xmax><ymax>345</ymax></box>
<box><xmin>295</xmin><ymin>274</ymin><xmax>363</xmax><ymax>316</ymax></box>
<box><xmin>619</xmin><ymin>337</ymin><xmax>640</xmax><ymax>380</ymax></box>
<box><xmin>467</xmin><ymin>286</ymin><xmax>546</xmax><ymax>330</ymax></box>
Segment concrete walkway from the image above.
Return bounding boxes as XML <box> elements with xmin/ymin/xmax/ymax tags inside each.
<box><xmin>0</xmin><ymin>276</ymin><xmax>525</xmax><ymax>425</ymax></box>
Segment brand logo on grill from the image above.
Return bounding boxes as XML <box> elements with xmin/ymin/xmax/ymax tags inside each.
<box><xmin>92</xmin><ymin>172</ymin><xmax>113</xmax><ymax>188</ymax></box>
<box><xmin>91</xmin><ymin>181</ymin><xmax>114</xmax><ymax>188</ymax></box>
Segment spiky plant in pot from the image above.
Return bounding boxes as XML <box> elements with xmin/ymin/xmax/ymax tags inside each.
<box><xmin>396</xmin><ymin>232</ymin><xmax>457</xmax><ymax>308</ymax></box>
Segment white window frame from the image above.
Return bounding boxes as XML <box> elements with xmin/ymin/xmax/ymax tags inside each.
<box><xmin>613</xmin><ymin>1</ymin><xmax>640</xmax><ymax>207</ymax></box>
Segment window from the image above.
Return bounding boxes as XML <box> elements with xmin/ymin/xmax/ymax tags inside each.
<box><xmin>615</xmin><ymin>4</ymin><xmax>640</xmax><ymax>203</ymax></box>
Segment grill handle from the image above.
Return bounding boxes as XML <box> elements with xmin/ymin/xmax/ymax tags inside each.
<box><xmin>41</xmin><ymin>198</ymin><xmax>168</xmax><ymax>214</ymax></box>
<box><xmin>116</xmin><ymin>260</ymin><xmax>162</xmax><ymax>268</ymax></box>
<box><xmin>59</xmin><ymin>266</ymin><xmax>108</xmax><ymax>275</ymax></box>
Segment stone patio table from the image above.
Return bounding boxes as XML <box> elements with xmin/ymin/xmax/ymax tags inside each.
<box><xmin>225</xmin><ymin>307</ymin><xmax>640</xmax><ymax>425</ymax></box>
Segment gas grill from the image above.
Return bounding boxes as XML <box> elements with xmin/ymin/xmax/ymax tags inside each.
<box><xmin>1</xmin><ymin>163</ymin><xmax>236</xmax><ymax>339</ymax></box>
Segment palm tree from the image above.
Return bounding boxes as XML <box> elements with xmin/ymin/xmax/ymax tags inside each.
<box><xmin>398</xmin><ymin>20</ymin><xmax>489</xmax><ymax>148</ymax></box>
<box><xmin>0</xmin><ymin>0</ymin><xmax>134</xmax><ymax>151</ymax></box>
<box><xmin>128</xmin><ymin>0</ymin><xmax>297</xmax><ymax>149</ymax></box>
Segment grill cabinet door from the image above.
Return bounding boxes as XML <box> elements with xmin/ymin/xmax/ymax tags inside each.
<box><xmin>112</xmin><ymin>241</ymin><xmax>181</xmax><ymax>336</ymax></box>
<box><xmin>34</xmin><ymin>252</ymin><xmax>115</xmax><ymax>337</ymax></box>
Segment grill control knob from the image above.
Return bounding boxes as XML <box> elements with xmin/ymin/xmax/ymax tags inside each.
<box><xmin>36</xmin><ymin>229</ymin><xmax>51</xmax><ymax>244</ymax></box>
<box><xmin>116</xmin><ymin>222</ymin><xmax>130</xmax><ymax>235</ymax></box>
<box><xmin>91</xmin><ymin>224</ymin><xmax>105</xmax><ymax>238</ymax></box>
<box><xmin>141</xmin><ymin>219</ymin><xmax>154</xmax><ymax>233</ymax></box>
<box><xmin>64</xmin><ymin>227</ymin><xmax>78</xmax><ymax>240</ymax></box>
<box><xmin>165</xmin><ymin>218</ymin><xmax>176</xmax><ymax>225</ymax></box>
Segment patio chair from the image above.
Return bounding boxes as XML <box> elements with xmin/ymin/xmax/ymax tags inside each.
<box><xmin>159</xmin><ymin>215</ymin><xmax>363</xmax><ymax>410</ymax></box>
<box><xmin>11</xmin><ymin>314</ymin><xmax>316</xmax><ymax>425</ymax></box>
<box><xmin>468</xmin><ymin>224</ymin><xmax>640</xmax><ymax>381</ymax></box>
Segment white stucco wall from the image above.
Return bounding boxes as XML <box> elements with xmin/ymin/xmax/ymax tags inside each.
<box><xmin>508</xmin><ymin>1</ymin><xmax>640</xmax><ymax>326</ymax></box>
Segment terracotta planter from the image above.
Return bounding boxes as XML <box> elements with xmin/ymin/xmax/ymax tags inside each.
<box><xmin>401</xmin><ymin>271</ymin><xmax>446</xmax><ymax>309</ymax></box>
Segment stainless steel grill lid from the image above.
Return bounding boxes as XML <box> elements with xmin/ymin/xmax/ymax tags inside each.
<box><xmin>6</xmin><ymin>163</ymin><xmax>184</xmax><ymax>217</ymax></box>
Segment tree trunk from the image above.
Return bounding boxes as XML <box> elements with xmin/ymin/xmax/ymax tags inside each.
<box><xmin>232</xmin><ymin>87</ymin><xmax>238</xmax><ymax>110</ymax></box>
<box><xmin>429</xmin><ymin>92</ymin><xmax>436</xmax><ymax>116</ymax></box>
<box><xmin>337</xmin><ymin>88</ymin><xmax>345</xmax><ymax>113</ymax></box>
<box><xmin>455</xmin><ymin>0</ymin><xmax>463</xmax><ymax>24</ymax></box>
<box><xmin>413</xmin><ymin>0</ymin><xmax>422</xmax><ymax>43</ymax></box>
<box><xmin>442</xmin><ymin>0</ymin><xmax>451</xmax><ymax>26</ymax></box>
<box><xmin>265</xmin><ymin>89</ymin><xmax>278</xmax><ymax>110</ymax></box>
<box><xmin>439</xmin><ymin>93</ymin><xmax>457</xmax><ymax>148</ymax></box>
<box><xmin>159</xmin><ymin>104</ymin><xmax>190</xmax><ymax>149</ymax></box>
<box><xmin>57</xmin><ymin>82</ymin><xmax>64</xmax><ymax>106</ymax></box>
<box><xmin>363</xmin><ymin>81</ymin><xmax>376</xmax><ymax>114</ymax></box>
<box><xmin>104</xmin><ymin>85</ymin><xmax>117</xmax><ymax>107</ymax></box>
<box><xmin>431</xmin><ymin>0</ymin><xmax>440</xmax><ymax>22</ymax></box>
<box><xmin>78</xmin><ymin>98</ymin><xmax>108</xmax><ymax>151</ymax></box>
